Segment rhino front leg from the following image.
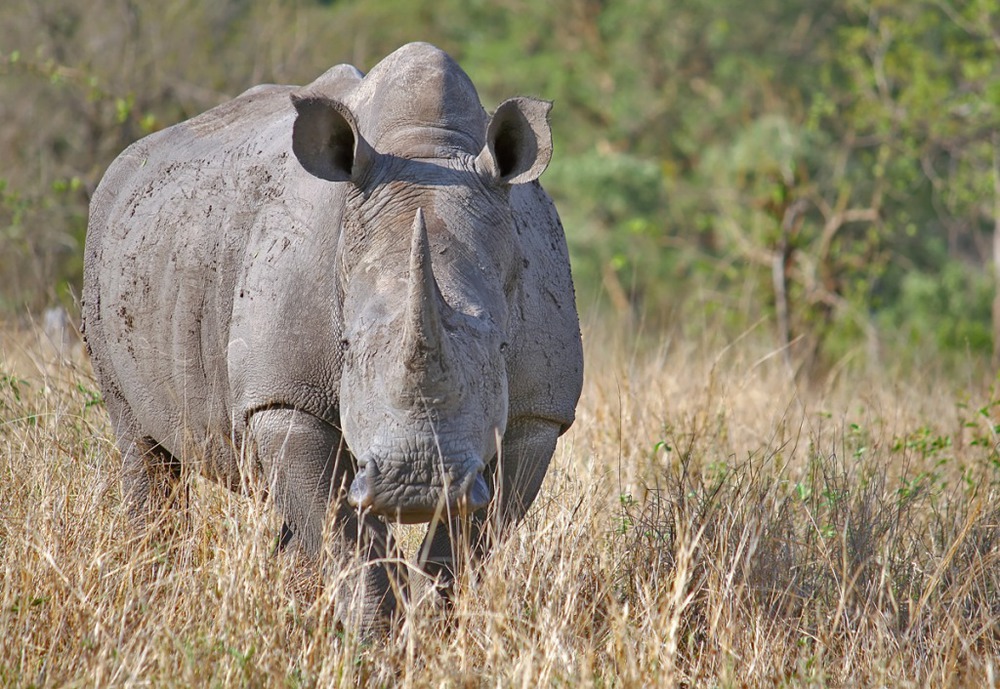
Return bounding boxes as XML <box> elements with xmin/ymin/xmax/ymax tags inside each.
<box><xmin>490</xmin><ymin>417</ymin><xmax>561</xmax><ymax>531</ymax></box>
<box><xmin>326</xmin><ymin>503</ymin><xmax>403</xmax><ymax>633</ymax></box>
<box><xmin>248</xmin><ymin>408</ymin><xmax>401</xmax><ymax>632</ymax></box>
<box><xmin>419</xmin><ymin>417</ymin><xmax>560</xmax><ymax>596</ymax></box>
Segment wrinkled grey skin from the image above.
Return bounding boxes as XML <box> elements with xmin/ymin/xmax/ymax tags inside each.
<box><xmin>83</xmin><ymin>43</ymin><xmax>583</xmax><ymax>632</ymax></box>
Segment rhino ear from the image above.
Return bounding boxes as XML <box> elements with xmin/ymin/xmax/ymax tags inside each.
<box><xmin>476</xmin><ymin>97</ymin><xmax>553</xmax><ymax>185</ymax></box>
<box><xmin>291</xmin><ymin>92</ymin><xmax>375</xmax><ymax>183</ymax></box>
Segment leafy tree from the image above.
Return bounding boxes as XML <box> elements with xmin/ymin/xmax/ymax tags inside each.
<box><xmin>1</xmin><ymin>0</ymin><xmax>997</xmax><ymax>374</ymax></box>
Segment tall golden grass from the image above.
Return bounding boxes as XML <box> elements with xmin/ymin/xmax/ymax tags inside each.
<box><xmin>2</xmin><ymin>320</ymin><xmax>998</xmax><ymax>687</ymax></box>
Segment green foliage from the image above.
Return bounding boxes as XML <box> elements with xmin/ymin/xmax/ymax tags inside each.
<box><xmin>546</xmin><ymin>150</ymin><xmax>673</xmax><ymax>312</ymax></box>
<box><xmin>881</xmin><ymin>260</ymin><xmax>994</xmax><ymax>355</ymax></box>
<box><xmin>1</xmin><ymin>0</ymin><xmax>998</xmax><ymax>369</ymax></box>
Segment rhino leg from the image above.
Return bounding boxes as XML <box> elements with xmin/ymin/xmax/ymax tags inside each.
<box><xmin>248</xmin><ymin>408</ymin><xmax>401</xmax><ymax>632</ymax></box>
<box><xmin>327</xmin><ymin>503</ymin><xmax>403</xmax><ymax>633</ymax></box>
<box><xmin>104</xmin><ymin>388</ymin><xmax>183</xmax><ymax>523</ymax></box>
<box><xmin>418</xmin><ymin>515</ymin><xmax>482</xmax><ymax>602</ymax></box>
<box><xmin>490</xmin><ymin>418</ymin><xmax>561</xmax><ymax>529</ymax></box>
<box><xmin>419</xmin><ymin>418</ymin><xmax>560</xmax><ymax>597</ymax></box>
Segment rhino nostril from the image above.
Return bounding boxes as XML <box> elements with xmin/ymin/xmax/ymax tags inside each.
<box><xmin>347</xmin><ymin>462</ymin><xmax>375</xmax><ymax>509</ymax></box>
<box><xmin>462</xmin><ymin>473</ymin><xmax>490</xmax><ymax>511</ymax></box>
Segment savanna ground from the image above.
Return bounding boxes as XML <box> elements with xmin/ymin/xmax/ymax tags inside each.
<box><xmin>2</xmin><ymin>318</ymin><xmax>999</xmax><ymax>687</ymax></box>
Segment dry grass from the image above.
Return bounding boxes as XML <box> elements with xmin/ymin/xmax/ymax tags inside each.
<box><xmin>2</xmin><ymin>321</ymin><xmax>999</xmax><ymax>687</ymax></box>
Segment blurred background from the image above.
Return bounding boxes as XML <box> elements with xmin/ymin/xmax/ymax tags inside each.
<box><xmin>1</xmin><ymin>0</ymin><xmax>998</xmax><ymax>375</ymax></box>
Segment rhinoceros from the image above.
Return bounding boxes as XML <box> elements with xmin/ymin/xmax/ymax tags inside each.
<box><xmin>82</xmin><ymin>42</ymin><xmax>583</xmax><ymax>631</ymax></box>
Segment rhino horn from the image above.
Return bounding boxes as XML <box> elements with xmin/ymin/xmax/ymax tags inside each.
<box><xmin>403</xmin><ymin>209</ymin><xmax>450</xmax><ymax>374</ymax></box>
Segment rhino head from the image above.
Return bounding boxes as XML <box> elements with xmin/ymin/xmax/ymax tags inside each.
<box><xmin>289</xmin><ymin>43</ymin><xmax>552</xmax><ymax>523</ymax></box>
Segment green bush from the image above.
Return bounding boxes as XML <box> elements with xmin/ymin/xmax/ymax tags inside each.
<box><xmin>880</xmin><ymin>260</ymin><xmax>993</xmax><ymax>357</ymax></box>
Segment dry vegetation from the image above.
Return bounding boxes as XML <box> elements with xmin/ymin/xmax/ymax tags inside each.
<box><xmin>2</xmin><ymin>320</ymin><xmax>999</xmax><ymax>687</ymax></box>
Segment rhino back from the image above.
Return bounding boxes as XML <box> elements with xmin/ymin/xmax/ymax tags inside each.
<box><xmin>84</xmin><ymin>83</ymin><xmax>346</xmax><ymax>469</ymax></box>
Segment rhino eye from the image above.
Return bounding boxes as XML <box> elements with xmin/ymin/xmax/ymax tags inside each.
<box><xmin>499</xmin><ymin>342</ymin><xmax>509</xmax><ymax>354</ymax></box>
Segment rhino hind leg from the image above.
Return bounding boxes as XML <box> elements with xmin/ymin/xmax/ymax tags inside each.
<box><xmin>123</xmin><ymin>436</ymin><xmax>184</xmax><ymax>517</ymax></box>
<box><xmin>102</xmin><ymin>387</ymin><xmax>184</xmax><ymax>523</ymax></box>
<box><xmin>418</xmin><ymin>417</ymin><xmax>560</xmax><ymax>598</ymax></box>
<box><xmin>248</xmin><ymin>407</ymin><xmax>402</xmax><ymax>633</ymax></box>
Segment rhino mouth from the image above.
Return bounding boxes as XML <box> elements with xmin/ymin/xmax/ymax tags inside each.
<box><xmin>348</xmin><ymin>450</ymin><xmax>490</xmax><ymax>524</ymax></box>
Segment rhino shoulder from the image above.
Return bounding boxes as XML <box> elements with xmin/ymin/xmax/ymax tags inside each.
<box><xmin>507</xmin><ymin>182</ymin><xmax>584</xmax><ymax>433</ymax></box>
